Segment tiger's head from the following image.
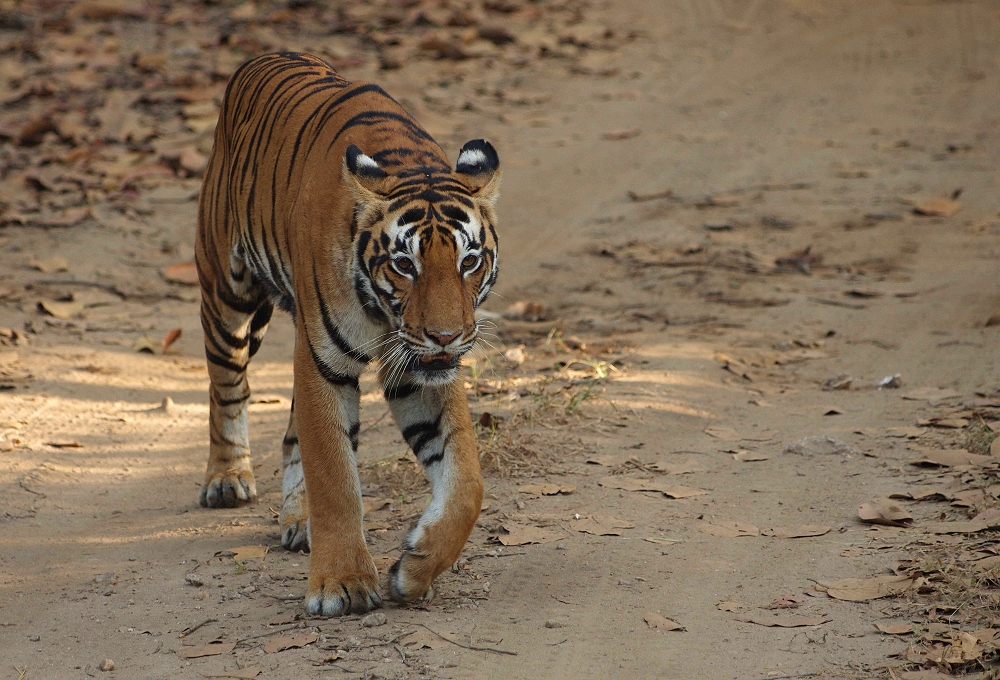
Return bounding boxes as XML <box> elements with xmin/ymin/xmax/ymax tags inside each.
<box><xmin>345</xmin><ymin>140</ymin><xmax>501</xmax><ymax>386</ymax></box>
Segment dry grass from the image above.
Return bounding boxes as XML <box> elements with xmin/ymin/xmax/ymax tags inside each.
<box><xmin>964</xmin><ymin>416</ymin><xmax>998</xmax><ymax>456</ymax></box>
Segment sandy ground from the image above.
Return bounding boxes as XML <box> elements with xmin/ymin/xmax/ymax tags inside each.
<box><xmin>2</xmin><ymin>1</ymin><xmax>1000</xmax><ymax>678</ymax></box>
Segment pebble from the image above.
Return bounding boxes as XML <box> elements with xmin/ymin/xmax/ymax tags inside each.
<box><xmin>544</xmin><ymin>619</ymin><xmax>565</xmax><ymax>628</ymax></box>
<box><xmin>184</xmin><ymin>573</ymin><xmax>203</xmax><ymax>587</ymax></box>
<box><xmin>28</xmin><ymin>634</ymin><xmax>40</xmax><ymax>642</ymax></box>
<box><xmin>361</xmin><ymin>612</ymin><xmax>387</xmax><ymax>628</ymax></box>
<box><xmin>99</xmin><ymin>659</ymin><xmax>115</xmax><ymax>672</ymax></box>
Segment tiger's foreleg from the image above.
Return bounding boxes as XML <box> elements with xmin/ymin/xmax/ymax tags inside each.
<box><xmin>197</xmin><ymin>245</ymin><xmax>273</xmax><ymax>508</ymax></box>
<box><xmin>295</xmin><ymin>329</ymin><xmax>380</xmax><ymax>616</ymax></box>
<box><xmin>383</xmin><ymin>378</ymin><xmax>484</xmax><ymax>602</ymax></box>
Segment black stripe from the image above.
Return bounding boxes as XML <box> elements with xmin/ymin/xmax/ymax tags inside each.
<box><xmin>384</xmin><ymin>383</ymin><xmax>418</xmax><ymax>401</ymax></box>
<box><xmin>216</xmin><ymin>393</ymin><xmax>249</xmax><ymax>407</ymax></box>
<box><xmin>403</xmin><ymin>417</ymin><xmax>440</xmax><ymax>456</ymax></box>
<box><xmin>205</xmin><ymin>350</ymin><xmax>245</xmax><ymax>374</ymax></box>
<box><xmin>282</xmin><ymin>434</ymin><xmax>298</xmax><ymax>447</ymax></box>
<box><xmin>314</xmin><ymin>272</ymin><xmax>372</xmax><ymax>364</ymax></box>
<box><xmin>306</xmin><ymin>337</ymin><xmax>360</xmax><ymax>389</ymax></box>
<box><xmin>215</xmin><ymin>282</ymin><xmax>260</xmax><ymax>315</ymax></box>
<box><xmin>348</xmin><ymin>422</ymin><xmax>360</xmax><ymax>450</ymax></box>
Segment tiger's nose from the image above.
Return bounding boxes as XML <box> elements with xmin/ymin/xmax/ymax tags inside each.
<box><xmin>426</xmin><ymin>329</ymin><xmax>461</xmax><ymax>346</ymax></box>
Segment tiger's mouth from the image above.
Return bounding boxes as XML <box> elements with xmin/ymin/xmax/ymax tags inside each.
<box><xmin>410</xmin><ymin>352</ymin><xmax>459</xmax><ymax>373</ymax></box>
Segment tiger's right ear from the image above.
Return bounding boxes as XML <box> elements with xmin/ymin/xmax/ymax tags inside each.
<box><xmin>343</xmin><ymin>145</ymin><xmax>394</xmax><ymax>205</ymax></box>
<box><xmin>455</xmin><ymin>139</ymin><xmax>501</xmax><ymax>204</ymax></box>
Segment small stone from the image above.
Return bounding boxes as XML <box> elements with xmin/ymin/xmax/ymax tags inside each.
<box><xmin>28</xmin><ymin>634</ymin><xmax>40</xmax><ymax>642</ymax></box>
<box><xmin>361</xmin><ymin>612</ymin><xmax>387</xmax><ymax>628</ymax></box>
<box><xmin>544</xmin><ymin>619</ymin><xmax>565</xmax><ymax>628</ymax></box>
<box><xmin>99</xmin><ymin>659</ymin><xmax>115</xmax><ymax>672</ymax></box>
<box><xmin>184</xmin><ymin>573</ymin><xmax>203</xmax><ymax>587</ymax></box>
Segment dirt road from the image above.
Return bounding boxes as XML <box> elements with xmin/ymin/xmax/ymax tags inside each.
<box><xmin>2</xmin><ymin>1</ymin><xmax>999</xmax><ymax>678</ymax></box>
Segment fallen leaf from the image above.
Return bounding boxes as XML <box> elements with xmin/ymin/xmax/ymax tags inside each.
<box><xmin>178</xmin><ymin>641</ymin><xmax>236</xmax><ymax>659</ymax></box>
<box><xmin>400</xmin><ymin>629</ymin><xmax>450</xmax><ymax>650</ymax></box>
<box><xmin>571</xmin><ymin>514</ymin><xmax>635</xmax><ymax>536</ymax></box>
<box><xmin>902</xmin><ymin>387</ymin><xmax>961</xmax><ymax>401</ymax></box>
<box><xmin>599</xmin><ymin>476</ymin><xmax>708</xmax><ymax>498</ymax></box>
<box><xmin>262</xmin><ymin>632</ymin><xmax>318</xmax><ymax>654</ymax></box>
<box><xmin>858</xmin><ymin>498</ymin><xmax>913</xmax><ymax>527</ymax></box>
<box><xmin>738</xmin><ymin>614</ymin><xmax>831</xmax><ymax>627</ymax></box>
<box><xmin>266</xmin><ymin>613</ymin><xmax>297</xmax><ymax>626</ymax></box>
<box><xmin>163</xmin><ymin>262</ymin><xmax>199</xmax><ymax>285</ymax></box>
<box><xmin>643</xmin><ymin>537</ymin><xmax>681</xmax><ymax>546</ymax></box>
<box><xmin>133</xmin><ymin>335</ymin><xmax>159</xmax><ymax>354</ymax></box>
<box><xmin>518</xmin><ymin>483</ymin><xmax>576</xmax><ymax>496</ymax></box>
<box><xmin>602</xmin><ymin>127</ymin><xmax>641</xmax><ymax>140</ymax></box>
<box><xmin>643</xmin><ymin>612</ymin><xmax>684</xmax><ymax>631</ymax></box>
<box><xmin>230</xmin><ymin>545</ymin><xmax>268</xmax><ymax>561</ymax></box>
<box><xmin>761</xmin><ymin>525</ymin><xmax>831</xmax><ymax>538</ymax></box>
<box><xmin>37</xmin><ymin>299</ymin><xmax>84</xmax><ymax>319</ymax></box>
<box><xmin>924</xmin><ymin>518</ymin><xmax>1000</xmax><ymax>534</ymax></box>
<box><xmin>732</xmin><ymin>450</ymin><xmax>770</xmax><ymax>462</ymax></box>
<box><xmin>497</xmin><ymin>523</ymin><xmax>564</xmax><ymax>546</ymax></box>
<box><xmin>363</xmin><ymin>498</ymin><xmax>391</xmax><ymax>514</ymax></box>
<box><xmin>913</xmin><ymin>198</ymin><xmax>960</xmax><ymax>217</ymax></box>
<box><xmin>704</xmin><ymin>426</ymin><xmax>739</xmax><ymax>440</ymax></box>
<box><xmin>163</xmin><ymin>328</ymin><xmax>182</xmax><ymax>353</ymax></box>
<box><xmin>28</xmin><ymin>256</ymin><xmax>68</xmax><ymax>273</ymax></box>
<box><xmin>826</xmin><ymin>575</ymin><xmax>914</xmax><ymax>601</ymax></box>
<box><xmin>696</xmin><ymin>521</ymin><xmax>759</xmax><ymax>538</ymax></box>
<box><xmin>910</xmin><ymin>448</ymin><xmax>990</xmax><ymax>467</ymax></box>
<box><xmin>45</xmin><ymin>440</ymin><xmax>82</xmax><ymax>448</ymax></box>
<box><xmin>875</xmin><ymin>621</ymin><xmax>913</xmax><ymax>635</ymax></box>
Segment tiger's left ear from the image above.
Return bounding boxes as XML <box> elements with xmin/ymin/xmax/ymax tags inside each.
<box><xmin>455</xmin><ymin>139</ymin><xmax>501</xmax><ymax>204</ymax></box>
<box><xmin>343</xmin><ymin>144</ymin><xmax>395</xmax><ymax>206</ymax></box>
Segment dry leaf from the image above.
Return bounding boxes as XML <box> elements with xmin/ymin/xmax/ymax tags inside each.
<box><xmin>649</xmin><ymin>459</ymin><xmax>703</xmax><ymax>475</ymax></box>
<box><xmin>761</xmin><ymin>525</ymin><xmax>831</xmax><ymax>538</ymax></box>
<box><xmin>28</xmin><ymin>256</ymin><xmax>68</xmax><ymax>273</ymax></box>
<box><xmin>163</xmin><ymin>262</ymin><xmax>199</xmax><ymax>285</ymax></box>
<box><xmin>696</xmin><ymin>521</ymin><xmax>759</xmax><ymax>538</ymax></box>
<box><xmin>643</xmin><ymin>537</ymin><xmax>681</xmax><ymax>546</ymax></box>
<box><xmin>163</xmin><ymin>328</ymin><xmax>182</xmax><ymax>353</ymax></box>
<box><xmin>913</xmin><ymin>198</ymin><xmax>960</xmax><ymax>217</ymax></box>
<box><xmin>205</xmin><ymin>668</ymin><xmax>262</xmax><ymax>680</ymax></box>
<box><xmin>177</xmin><ymin>641</ymin><xmax>236</xmax><ymax>659</ymax></box>
<box><xmin>902</xmin><ymin>387</ymin><xmax>961</xmax><ymax>401</ymax></box>
<box><xmin>875</xmin><ymin>621</ymin><xmax>913</xmax><ymax>635</ymax></box>
<box><xmin>643</xmin><ymin>612</ymin><xmax>685</xmax><ymax>632</ymax></box>
<box><xmin>363</xmin><ymin>498</ymin><xmax>391</xmax><ymax>514</ymax></box>
<box><xmin>738</xmin><ymin>614</ymin><xmax>831</xmax><ymax>627</ymax></box>
<box><xmin>924</xmin><ymin>518</ymin><xmax>1000</xmax><ymax>534</ymax></box>
<box><xmin>45</xmin><ymin>440</ymin><xmax>82</xmax><ymax>448</ymax></box>
<box><xmin>518</xmin><ymin>483</ymin><xmax>576</xmax><ymax>496</ymax></box>
<box><xmin>262</xmin><ymin>632</ymin><xmax>317</xmax><ymax>654</ymax></box>
<box><xmin>497</xmin><ymin>523</ymin><xmax>564</xmax><ymax>546</ymax></box>
<box><xmin>400</xmin><ymin>629</ymin><xmax>450</xmax><ymax>650</ymax></box>
<box><xmin>858</xmin><ymin>499</ymin><xmax>913</xmax><ymax>527</ymax></box>
<box><xmin>602</xmin><ymin>127</ymin><xmax>641</xmax><ymax>140</ymax></box>
<box><xmin>704</xmin><ymin>426</ymin><xmax>739</xmax><ymax>440</ymax></box>
<box><xmin>37</xmin><ymin>299</ymin><xmax>84</xmax><ymax>319</ymax></box>
<box><xmin>599</xmin><ymin>476</ymin><xmax>708</xmax><ymax>498</ymax></box>
<box><xmin>733</xmin><ymin>450</ymin><xmax>770</xmax><ymax>462</ymax></box>
<box><xmin>910</xmin><ymin>449</ymin><xmax>990</xmax><ymax>467</ymax></box>
<box><xmin>133</xmin><ymin>336</ymin><xmax>159</xmax><ymax>354</ymax></box>
<box><xmin>230</xmin><ymin>545</ymin><xmax>267</xmax><ymax>561</ymax></box>
<box><xmin>826</xmin><ymin>575</ymin><xmax>914</xmax><ymax>602</ymax></box>
<box><xmin>571</xmin><ymin>514</ymin><xmax>635</xmax><ymax>536</ymax></box>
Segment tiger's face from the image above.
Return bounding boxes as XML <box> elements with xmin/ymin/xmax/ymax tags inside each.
<box><xmin>346</xmin><ymin>140</ymin><xmax>501</xmax><ymax>386</ymax></box>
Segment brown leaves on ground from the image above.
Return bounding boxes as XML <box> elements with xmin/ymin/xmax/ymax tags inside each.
<box><xmin>163</xmin><ymin>262</ymin><xmax>199</xmax><ymax>286</ymax></box>
<box><xmin>643</xmin><ymin>612</ymin><xmax>685</xmax><ymax>632</ymax></box>
<box><xmin>571</xmin><ymin>514</ymin><xmax>634</xmax><ymax>536</ymax></box>
<box><xmin>858</xmin><ymin>498</ymin><xmax>913</xmax><ymax>527</ymax></box>
<box><xmin>696</xmin><ymin>521</ymin><xmax>759</xmax><ymax>538</ymax></box>
<box><xmin>262</xmin><ymin>632</ymin><xmax>318</xmax><ymax>654</ymax></box>
<box><xmin>177</xmin><ymin>641</ymin><xmax>236</xmax><ymax>659</ymax></box>
<box><xmin>496</xmin><ymin>523</ymin><xmax>564</xmax><ymax>546</ymax></box>
<box><xmin>737</xmin><ymin>613</ymin><xmax>831</xmax><ymax>628</ymax></box>
<box><xmin>598</xmin><ymin>476</ymin><xmax>708</xmax><ymax>498</ymax></box>
<box><xmin>518</xmin><ymin>483</ymin><xmax>575</xmax><ymax>496</ymax></box>
<box><xmin>823</xmin><ymin>575</ymin><xmax>915</xmax><ymax>602</ymax></box>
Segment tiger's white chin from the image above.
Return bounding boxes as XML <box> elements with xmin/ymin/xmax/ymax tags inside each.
<box><xmin>410</xmin><ymin>367</ymin><xmax>460</xmax><ymax>386</ymax></box>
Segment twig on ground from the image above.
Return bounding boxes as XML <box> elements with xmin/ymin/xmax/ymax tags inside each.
<box><xmin>400</xmin><ymin>622</ymin><xmax>517</xmax><ymax>656</ymax></box>
<box><xmin>178</xmin><ymin>617</ymin><xmax>217</xmax><ymax>638</ymax></box>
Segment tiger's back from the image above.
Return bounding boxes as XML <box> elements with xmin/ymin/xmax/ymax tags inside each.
<box><xmin>195</xmin><ymin>52</ymin><xmax>501</xmax><ymax>617</ymax></box>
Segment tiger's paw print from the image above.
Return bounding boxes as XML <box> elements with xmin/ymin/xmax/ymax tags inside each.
<box><xmin>199</xmin><ymin>468</ymin><xmax>256</xmax><ymax>508</ymax></box>
<box><xmin>305</xmin><ymin>568</ymin><xmax>381</xmax><ymax>617</ymax></box>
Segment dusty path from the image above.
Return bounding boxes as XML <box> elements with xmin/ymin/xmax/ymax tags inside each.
<box><xmin>2</xmin><ymin>1</ymin><xmax>1000</xmax><ymax>678</ymax></box>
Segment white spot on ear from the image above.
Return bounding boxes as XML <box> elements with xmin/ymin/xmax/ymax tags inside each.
<box><xmin>355</xmin><ymin>153</ymin><xmax>381</xmax><ymax>173</ymax></box>
<box><xmin>457</xmin><ymin>148</ymin><xmax>488</xmax><ymax>170</ymax></box>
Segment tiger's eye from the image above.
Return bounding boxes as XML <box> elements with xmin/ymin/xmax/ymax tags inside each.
<box><xmin>461</xmin><ymin>254</ymin><xmax>480</xmax><ymax>271</ymax></box>
<box><xmin>394</xmin><ymin>257</ymin><xmax>414</xmax><ymax>273</ymax></box>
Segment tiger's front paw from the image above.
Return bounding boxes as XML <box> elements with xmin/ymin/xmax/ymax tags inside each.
<box><xmin>305</xmin><ymin>565</ymin><xmax>381</xmax><ymax>617</ymax></box>
<box><xmin>199</xmin><ymin>467</ymin><xmax>257</xmax><ymax>508</ymax></box>
<box><xmin>388</xmin><ymin>550</ymin><xmax>436</xmax><ymax>603</ymax></box>
<box><xmin>280</xmin><ymin>510</ymin><xmax>309</xmax><ymax>553</ymax></box>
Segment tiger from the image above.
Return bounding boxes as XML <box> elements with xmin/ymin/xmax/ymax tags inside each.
<box><xmin>194</xmin><ymin>52</ymin><xmax>500</xmax><ymax>616</ymax></box>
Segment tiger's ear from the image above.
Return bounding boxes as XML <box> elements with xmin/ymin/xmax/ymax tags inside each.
<box><xmin>343</xmin><ymin>144</ymin><xmax>394</xmax><ymax>205</ymax></box>
<box><xmin>455</xmin><ymin>139</ymin><xmax>501</xmax><ymax>204</ymax></box>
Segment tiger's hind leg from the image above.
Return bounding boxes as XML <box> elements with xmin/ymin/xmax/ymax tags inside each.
<box><xmin>197</xmin><ymin>243</ymin><xmax>274</xmax><ymax>508</ymax></box>
<box><xmin>279</xmin><ymin>398</ymin><xmax>310</xmax><ymax>552</ymax></box>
